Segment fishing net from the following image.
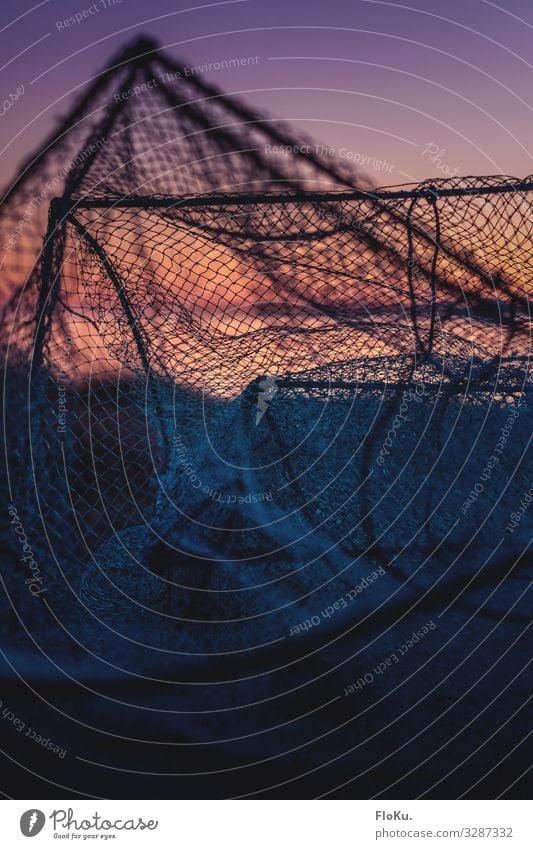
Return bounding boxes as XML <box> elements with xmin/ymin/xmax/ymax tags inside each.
<box><xmin>4</xmin><ymin>176</ymin><xmax>531</xmax><ymax>554</ymax></box>
<box><xmin>1</xmin><ymin>37</ymin><xmax>531</xmax><ymax>798</ymax></box>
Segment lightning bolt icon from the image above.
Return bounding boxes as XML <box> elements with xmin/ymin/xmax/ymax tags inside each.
<box><xmin>28</xmin><ymin>811</ymin><xmax>38</xmax><ymax>833</ymax></box>
<box><xmin>255</xmin><ymin>376</ymin><xmax>278</xmax><ymax>425</ymax></box>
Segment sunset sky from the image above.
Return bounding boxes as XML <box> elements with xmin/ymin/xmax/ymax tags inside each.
<box><xmin>1</xmin><ymin>0</ymin><xmax>532</xmax><ymax>190</ymax></box>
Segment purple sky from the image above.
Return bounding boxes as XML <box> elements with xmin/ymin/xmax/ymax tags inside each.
<box><xmin>1</xmin><ymin>0</ymin><xmax>532</xmax><ymax>187</ymax></box>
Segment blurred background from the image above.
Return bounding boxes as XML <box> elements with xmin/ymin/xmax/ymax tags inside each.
<box><xmin>1</xmin><ymin>0</ymin><xmax>532</xmax><ymax>190</ymax></box>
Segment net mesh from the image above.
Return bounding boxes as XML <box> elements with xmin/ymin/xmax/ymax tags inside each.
<box><xmin>1</xmin><ymin>36</ymin><xmax>531</xmax><ymax>606</ymax></box>
<box><xmin>1</xmin><ymin>37</ymin><xmax>532</xmax><ymax>799</ymax></box>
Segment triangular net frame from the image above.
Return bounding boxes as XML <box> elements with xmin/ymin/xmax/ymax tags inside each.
<box><xmin>1</xmin><ymin>36</ymin><xmax>531</xmax><ymax>571</ymax></box>
<box><xmin>2</xmin><ymin>37</ymin><xmax>532</xmax><ymax>803</ymax></box>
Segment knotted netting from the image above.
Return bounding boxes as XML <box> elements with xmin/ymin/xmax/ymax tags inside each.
<box><xmin>0</xmin><ymin>36</ymin><xmax>362</xmax><ymax>555</ymax></box>
<box><xmin>0</xmin><ymin>32</ymin><xmax>529</xmax><ymax>603</ymax></box>
<box><xmin>1</xmin><ymin>35</ymin><xmax>532</xmax><ymax>799</ymax></box>
<box><xmin>4</xmin><ymin>185</ymin><xmax>531</xmax><ymax>603</ymax></box>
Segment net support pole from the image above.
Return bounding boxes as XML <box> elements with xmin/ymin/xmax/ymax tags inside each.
<box><xmin>32</xmin><ymin>196</ymin><xmax>67</xmax><ymax>376</ymax></box>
